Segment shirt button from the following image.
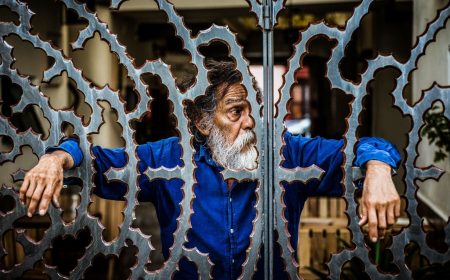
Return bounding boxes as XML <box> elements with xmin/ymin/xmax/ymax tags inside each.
<box><xmin>230</xmin><ymin>198</ymin><xmax>232</xmax><ymax>203</ymax></box>
<box><xmin>230</xmin><ymin>228</ymin><xmax>234</xmax><ymax>234</ymax></box>
<box><xmin>232</xmin><ymin>259</ymin><xmax>235</xmax><ymax>263</ymax></box>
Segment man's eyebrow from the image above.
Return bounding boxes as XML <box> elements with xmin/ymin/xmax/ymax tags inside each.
<box><xmin>224</xmin><ymin>98</ymin><xmax>245</xmax><ymax>105</ymax></box>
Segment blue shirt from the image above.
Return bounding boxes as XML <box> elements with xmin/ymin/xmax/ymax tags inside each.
<box><xmin>48</xmin><ymin>133</ymin><xmax>401</xmax><ymax>279</ymax></box>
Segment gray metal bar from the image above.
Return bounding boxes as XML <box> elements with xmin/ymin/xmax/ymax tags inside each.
<box><xmin>262</xmin><ymin>1</ymin><xmax>274</xmax><ymax>279</ymax></box>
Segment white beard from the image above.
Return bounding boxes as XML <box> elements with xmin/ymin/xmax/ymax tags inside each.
<box><xmin>207</xmin><ymin>125</ymin><xmax>258</xmax><ymax>170</ymax></box>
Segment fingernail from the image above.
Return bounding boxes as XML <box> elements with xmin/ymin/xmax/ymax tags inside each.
<box><xmin>39</xmin><ymin>209</ymin><xmax>45</xmax><ymax>216</ymax></box>
<box><xmin>27</xmin><ymin>212</ymin><xmax>32</xmax><ymax>217</ymax></box>
<box><xmin>371</xmin><ymin>237</ymin><xmax>377</xmax><ymax>243</ymax></box>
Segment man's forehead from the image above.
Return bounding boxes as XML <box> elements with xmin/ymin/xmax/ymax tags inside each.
<box><xmin>221</xmin><ymin>83</ymin><xmax>247</xmax><ymax>103</ymax></box>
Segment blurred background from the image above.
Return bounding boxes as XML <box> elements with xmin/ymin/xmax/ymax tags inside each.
<box><xmin>0</xmin><ymin>0</ymin><xmax>449</xmax><ymax>279</ymax></box>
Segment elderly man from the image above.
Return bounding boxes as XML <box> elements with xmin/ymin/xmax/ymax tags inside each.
<box><xmin>19</xmin><ymin>60</ymin><xmax>401</xmax><ymax>279</ymax></box>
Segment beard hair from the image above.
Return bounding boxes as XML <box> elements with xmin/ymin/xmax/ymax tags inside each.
<box><xmin>207</xmin><ymin>124</ymin><xmax>258</xmax><ymax>170</ymax></box>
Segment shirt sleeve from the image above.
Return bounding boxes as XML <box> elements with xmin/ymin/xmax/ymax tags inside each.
<box><xmin>45</xmin><ymin>136</ymin><xmax>183</xmax><ymax>202</ymax></box>
<box><xmin>283</xmin><ymin>132</ymin><xmax>401</xmax><ymax>197</ymax></box>
<box><xmin>45</xmin><ymin>137</ymin><xmax>129</xmax><ymax>200</ymax></box>
<box><xmin>45</xmin><ymin>137</ymin><xmax>84</xmax><ymax>168</ymax></box>
<box><xmin>354</xmin><ymin>137</ymin><xmax>401</xmax><ymax>169</ymax></box>
<box><xmin>91</xmin><ymin>145</ymin><xmax>128</xmax><ymax>200</ymax></box>
<box><xmin>136</xmin><ymin>137</ymin><xmax>183</xmax><ymax>202</ymax></box>
<box><xmin>91</xmin><ymin>136</ymin><xmax>183</xmax><ymax>202</ymax></box>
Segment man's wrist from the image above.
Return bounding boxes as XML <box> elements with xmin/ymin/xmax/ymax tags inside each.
<box><xmin>364</xmin><ymin>160</ymin><xmax>393</xmax><ymax>189</ymax></box>
<box><xmin>365</xmin><ymin>160</ymin><xmax>391</xmax><ymax>172</ymax></box>
<box><xmin>43</xmin><ymin>150</ymin><xmax>74</xmax><ymax>169</ymax></box>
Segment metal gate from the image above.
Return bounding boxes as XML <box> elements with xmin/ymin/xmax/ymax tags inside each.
<box><xmin>0</xmin><ymin>0</ymin><xmax>449</xmax><ymax>279</ymax></box>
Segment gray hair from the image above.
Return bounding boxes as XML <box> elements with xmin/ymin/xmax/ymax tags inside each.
<box><xmin>185</xmin><ymin>60</ymin><xmax>242</xmax><ymax>144</ymax></box>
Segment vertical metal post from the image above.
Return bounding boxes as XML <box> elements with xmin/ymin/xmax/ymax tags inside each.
<box><xmin>262</xmin><ymin>0</ymin><xmax>274</xmax><ymax>279</ymax></box>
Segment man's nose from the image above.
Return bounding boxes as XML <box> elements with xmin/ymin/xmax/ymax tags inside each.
<box><xmin>242</xmin><ymin>110</ymin><xmax>255</xmax><ymax>130</ymax></box>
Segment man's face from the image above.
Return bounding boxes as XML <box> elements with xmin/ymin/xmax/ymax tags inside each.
<box><xmin>213</xmin><ymin>83</ymin><xmax>254</xmax><ymax>144</ymax></box>
<box><xmin>203</xmin><ymin>83</ymin><xmax>257</xmax><ymax>170</ymax></box>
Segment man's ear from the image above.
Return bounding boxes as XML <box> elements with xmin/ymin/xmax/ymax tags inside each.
<box><xmin>194</xmin><ymin>117</ymin><xmax>212</xmax><ymax>137</ymax></box>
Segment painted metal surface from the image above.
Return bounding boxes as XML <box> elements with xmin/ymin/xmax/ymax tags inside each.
<box><xmin>0</xmin><ymin>0</ymin><xmax>449</xmax><ymax>279</ymax></box>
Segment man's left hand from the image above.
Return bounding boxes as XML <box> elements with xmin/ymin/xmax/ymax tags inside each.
<box><xmin>358</xmin><ymin>160</ymin><xmax>401</xmax><ymax>242</ymax></box>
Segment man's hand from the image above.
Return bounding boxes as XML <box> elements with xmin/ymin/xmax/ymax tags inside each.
<box><xmin>19</xmin><ymin>150</ymin><xmax>74</xmax><ymax>217</ymax></box>
<box><xmin>358</xmin><ymin>160</ymin><xmax>401</xmax><ymax>242</ymax></box>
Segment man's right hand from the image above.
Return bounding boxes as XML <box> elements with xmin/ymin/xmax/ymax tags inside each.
<box><xmin>19</xmin><ymin>150</ymin><xmax>74</xmax><ymax>217</ymax></box>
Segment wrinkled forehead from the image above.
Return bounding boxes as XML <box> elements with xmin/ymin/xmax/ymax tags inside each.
<box><xmin>219</xmin><ymin>83</ymin><xmax>248</xmax><ymax>104</ymax></box>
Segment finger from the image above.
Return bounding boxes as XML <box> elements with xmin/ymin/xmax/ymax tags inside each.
<box><xmin>394</xmin><ymin>199</ymin><xmax>401</xmax><ymax>218</ymax></box>
<box><xmin>359</xmin><ymin>203</ymin><xmax>368</xmax><ymax>226</ymax></box>
<box><xmin>377</xmin><ymin>204</ymin><xmax>387</xmax><ymax>239</ymax></box>
<box><xmin>387</xmin><ymin>203</ymin><xmax>396</xmax><ymax>227</ymax></box>
<box><xmin>28</xmin><ymin>180</ymin><xmax>45</xmax><ymax>217</ymax></box>
<box><xmin>38</xmin><ymin>182</ymin><xmax>54</xmax><ymax>216</ymax></box>
<box><xmin>19</xmin><ymin>175</ymin><xmax>30</xmax><ymax>204</ymax></box>
<box><xmin>368</xmin><ymin>206</ymin><xmax>378</xmax><ymax>242</ymax></box>
<box><xmin>25</xmin><ymin>179</ymin><xmax>37</xmax><ymax>209</ymax></box>
<box><xmin>52</xmin><ymin>181</ymin><xmax>62</xmax><ymax>208</ymax></box>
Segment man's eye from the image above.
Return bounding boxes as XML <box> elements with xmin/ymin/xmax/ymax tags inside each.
<box><xmin>229</xmin><ymin>108</ymin><xmax>243</xmax><ymax>120</ymax></box>
<box><xmin>231</xmin><ymin>108</ymin><xmax>242</xmax><ymax>115</ymax></box>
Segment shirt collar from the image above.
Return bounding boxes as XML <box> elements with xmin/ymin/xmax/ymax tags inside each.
<box><xmin>194</xmin><ymin>144</ymin><xmax>224</xmax><ymax>169</ymax></box>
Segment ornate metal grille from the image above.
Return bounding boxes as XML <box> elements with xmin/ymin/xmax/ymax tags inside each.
<box><xmin>0</xmin><ymin>0</ymin><xmax>449</xmax><ymax>279</ymax></box>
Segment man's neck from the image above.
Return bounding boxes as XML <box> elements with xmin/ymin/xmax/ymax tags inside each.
<box><xmin>227</xmin><ymin>179</ymin><xmax>235</xmax><ymax>192</ymax></box>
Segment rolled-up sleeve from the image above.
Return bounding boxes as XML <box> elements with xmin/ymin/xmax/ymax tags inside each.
<box><xmin>354</xmin><ymin>137</ymin><xmax>401</xmax><ymax>170</ymax></box>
